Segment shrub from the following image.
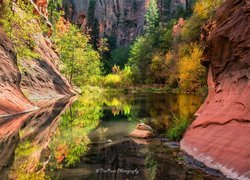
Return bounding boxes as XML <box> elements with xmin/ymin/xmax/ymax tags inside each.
<box><xmin>0</xmin><ymin>0</ymin><xmax>40</xmax><ymax>59</ymax></box>
<box><xmin>167</xmin><ymin>116</ymin><xmax>190</xmax><ymax>141</ymax></box>
<box><xmin>181</xmin><ymin>0</ymin><xmax>225</xmax><ymax>42</ymax></box>
<box><xmin>104</xmin><ymin>74</ymin><xmax>122</xmax><ymax>88</ymax></box>
<box><xmin>104</xmin><ymin>65</ymin><xmax>133</xmax><ymax>88</ymax></box>
<box><xmin>178</xmin><ymin>43</ymin><xmax>206</xmax><ymax>93</ymax></box>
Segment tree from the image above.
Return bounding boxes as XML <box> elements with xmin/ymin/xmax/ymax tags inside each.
<box><xmin>87</xmin><ymin>0</ymin><xmax>100</xmax><ymax>49</ymax></box>
<box><xmin>145</xmin><ymin>0</ymin><xmax>160</xmax><ymax>34</ymax></box>
<box><xmin>128</xmin><ymin>36</ymin><xmax>154</xmax><ymax>83</ymax></box>
<box><xmin>53</xmin><ymin>18</ymin><xmax>102</xmax><ymax>86</ymax></box>
<box><xmin>48</xmin><ymin>0</ymin><xmax>63</xmax><ymax>25</ymax></box>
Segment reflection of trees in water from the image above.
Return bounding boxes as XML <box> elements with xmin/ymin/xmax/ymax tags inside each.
<box><xmin>0</xmin><ymin>97</ymin><xmax>72</xmax><ymax>179</ymax></box>
<box><xmin>48</xmin><ymin>95</ymin><xmax>103</xmax><ymax>168</ymax></box>
<box><xmin>0</xmin><ymin>93</ymin><xmax>204</xmax><ymax>179</ymax></box>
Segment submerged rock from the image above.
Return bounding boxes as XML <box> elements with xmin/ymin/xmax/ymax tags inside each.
<box><xmin>181</xmin><ymin>0</ymin><xmax>250</xmax><ymax>179</ymax></box>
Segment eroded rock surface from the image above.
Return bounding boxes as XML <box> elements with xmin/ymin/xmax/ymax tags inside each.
<box><xmin>0</xmin><ymin>27</ymin><xmax>35</xmax><ymax>117</ymax></box>
<box><xmin>20</xmin><ymin>33</ymin><xmax>74</xmax><ymax>100</ymax></box>
<box><xmin>181</xmin><ymin>0</ymin><xmax>250</xmax><ymax>179</ymax></box>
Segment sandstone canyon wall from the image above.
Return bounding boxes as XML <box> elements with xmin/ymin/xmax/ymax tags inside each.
<box><xmin>0</xmin><ymin>27</ymin><xmax>35</xmax><ymax>117</ymax></box>
<box><xmin>20</xmin><ymin>32</ymin><xmax>74</xmax><ymax>100</ymax></box>
<box><xmin>63</xmin><ymin>0</ymin><xmax>150</xmax><ymax>46</ymax></box>
<box><xmin>0</xmin><ymin>1</ymin><xmax>74</xmax><ymax>117</ymax></box>
<box><xmin>181</xmin><ymin>0</ymin><xmax>250</xmax><ymax>179</ymax></box>
<box><xmin>63</xmin><ymin>0</ymin><xmax>188</xmax><ymax>47</ymax></box>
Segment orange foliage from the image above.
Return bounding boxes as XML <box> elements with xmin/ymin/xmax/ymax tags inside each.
<box><xmin>172</xmin><ymin>18</ymin><xmax>185</xmax><ymax>37</ymax></box>
<box><xmin>55</xmin><ymin>17</ymin><xmax>71</xmax><ymax>34</ymax></box>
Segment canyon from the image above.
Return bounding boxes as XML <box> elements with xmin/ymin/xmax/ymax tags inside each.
<box><xmin>0</xmin><ymin>0</ymin><xmax>249</xmax><ymax>179</ymax></box>
<box><xmin>181</xmin><ymin>0</ymin><xmax>250</xmax><ymax>179</ymax></box>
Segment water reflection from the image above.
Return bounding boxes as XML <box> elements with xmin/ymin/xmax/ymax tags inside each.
<box><xmin>0</xmin><ymin>92</ymin><xmax>219</xmax><ymax>180</ymax></box>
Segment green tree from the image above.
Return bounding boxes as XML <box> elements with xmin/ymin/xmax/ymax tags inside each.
<box><xmin>53</xmin><ymin>18</ymin><xmax>102</xmax><ymax>86</ymax></box>
<box><xmin>87</xmin><ymin>0</ymin><xmax>100</xmax><ymax>49</ymax></box>
<box><xmin>48</xmin><ymin>0</ymin><xmax>64</xmax><ymax>25</ymax></box>
<box><xmin>145</xmin><ymin>0</ymin><xmax>160</xmax><ymax>34</ymax></box>
<box><xmin>128</xmin><ymin>35</ymin><xmax>154</xmax><ymax>83</ymax></box>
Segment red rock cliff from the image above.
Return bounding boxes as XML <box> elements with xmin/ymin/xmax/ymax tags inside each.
<box><xmin>181</xmin><ymin>0</ymin><xmax>250</xmax><ymax>179</ymax></box>
<box><xmin>0</xmin><ymin>27</ymin><xmax>35</xmax><ymax>117</ymax></box>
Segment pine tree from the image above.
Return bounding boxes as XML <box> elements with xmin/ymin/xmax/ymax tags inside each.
<box><xmin>87</xmin><ymin>0</ymin><xmax>100</xmax><ymax>49</ymax></box>
<box><xmin>145</xmin><ymin>0</ymin><xmax>160</xmax><ymax>34</ymax></box>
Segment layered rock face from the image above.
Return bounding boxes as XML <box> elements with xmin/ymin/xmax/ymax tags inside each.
<box><xmin>63</xmin><ymin>0</ymin><xmax>189</xmax><ymax>47</ymax></box>
<box><xmin>0</xmin><ymin>1</ymin><xmax>74</xmax><ymax>117</ymax></box>
<box><xmin>181</xmin><ymin>0</ymin><xmax>250</xmax><ymax>179</ymax></box>
<box><xmin>63</xmin><ymin>0</ymin><xmax>188</xmax><ymax>47</ymax></box>
<box><xmin>64</xmin><ymin>0</ymin><xmax>150</xmax><ymax>46</ymax></box>
<box><xmin>20</xmin><ymin>33</ymin><xmax>74</xmax><ymax>100</ymax></box>
<box><xmin>0</xmin><ymin>27</ymin><xmax>35</xmax><ymax>117</ymax></box>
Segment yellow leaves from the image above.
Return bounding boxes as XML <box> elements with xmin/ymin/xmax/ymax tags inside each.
<box><xmin>194</xmin><ymin>0</ymin><xmax>225</xmax><ymax>19</ymax></box>
<box><xmin>178</xmin><ymin>43</ymin><xmax>206</xmax><ymax>93</ymax></box>
<box><xmin>104</xmin><ymin>74</ymin><xmax>122</xmax><ymax>87</ymax></box>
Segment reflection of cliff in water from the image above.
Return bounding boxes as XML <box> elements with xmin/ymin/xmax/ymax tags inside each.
<box><xmin>0</xmin><ymin>97</ymin><xmax>73</xmax><ymax>179</ymax></box>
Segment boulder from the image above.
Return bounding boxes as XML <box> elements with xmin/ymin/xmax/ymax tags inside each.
<box><xmin>129</xmin><ymin>123</ymin><xmax>155</xmax><ymax>139</ymax></box>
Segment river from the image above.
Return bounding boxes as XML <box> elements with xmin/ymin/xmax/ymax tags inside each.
<box><xmin>0</xmin><ymin>92</ymin><xmax>225</xmax><ymax>179</ymax></box>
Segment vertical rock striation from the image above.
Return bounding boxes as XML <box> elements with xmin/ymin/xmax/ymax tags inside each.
<box><xmin>63</xmin><ymin>0</ymin><xmax>188</xmax><ymax>47</ymax></box>
<box><xmin>64</xmin><ymin>0</ymin><xmax>150</xmax><ymax>46</ymax></box>
<box><xmin>181</xmin><ymin>0</ymin><xmax>250</xmax><ymax>179</ymax></box>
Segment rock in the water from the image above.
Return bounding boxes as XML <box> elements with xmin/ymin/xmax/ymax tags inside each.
<box><xmin>181</xmin><ymin>0</ymin><xmax>250</xmax><ymax>179</ymax></box>
<box><xmin>136</xmin><ymin>123</ymin><xmax>155</xmax><ymax>132</ymax></box>
<box><xmin>129</xmin><ymin>123</ymin><xmax>155</xmax><ymax>139</ymax></box>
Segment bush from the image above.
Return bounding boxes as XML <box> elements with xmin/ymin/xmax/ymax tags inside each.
<box><xmin>194</xmin><ymin>0</ymin><xmax>225</xmax><ymax>20</ymax></box>
<box><xmin>0</xmin><ymin>0</ymin><xmax>40</xmax><ymax>59</ymax></box>
<box><xmin>181</xmin><ymin>0</ymin><xmax>225</xmax><ymax>42</ymax></box>
<box><xmin>104</xmin><ymin>65</ymin><xmax>133</xmax><ymax>88</ymax></box>
<box><xmin>181</xmin><ymin>15</ymin><xmax>204</xmax><ymax>42</ymax></box>
<box><xmin>104</xmin><ymin>74</ymin><xmax>122</xmax><ymax>88</ymax></box>
<box><xmin>167</xmin><ymin>116</ymin><xmax>190</xmax><ymax>141</ymax></box>
<box><xmin>178</xmin><ymin>43</ymin><xmax>206</xmax><ymax>93</ymax></box>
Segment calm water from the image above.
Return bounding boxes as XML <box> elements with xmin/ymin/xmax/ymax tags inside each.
<box><xmin>0</xmin><ymin>93</ymin><xmax>225</xmax><ymax>179</ymax></box>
